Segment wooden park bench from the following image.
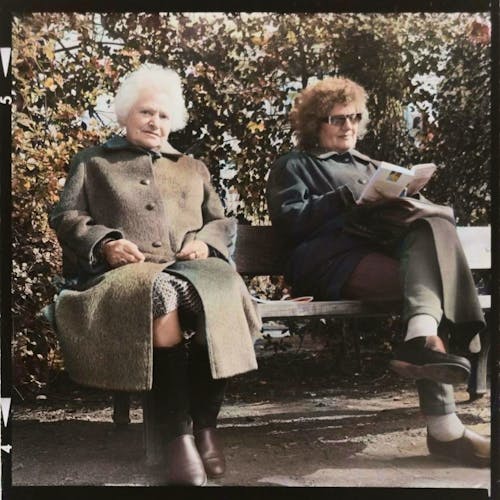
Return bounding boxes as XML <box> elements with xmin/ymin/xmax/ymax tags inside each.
<box><xmin>113</xmin><ymin>224</ymin><xmax>492</xmax><ymax>464</ymax></box>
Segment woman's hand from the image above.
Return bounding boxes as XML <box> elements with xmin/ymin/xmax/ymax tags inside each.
<box><xmin>102</xmin><ymin>239</ymin><xmax>146</xmax><ymax>268</ymax></box>
<box><xmin>356</xmin><ymin>186</ymin><xmax>384</xmax><ymax>205</ymax></box>
<box><xmin>176</xmin><ymin>240</ymin><xmax>209</xmax><ymax>261</ymax></box>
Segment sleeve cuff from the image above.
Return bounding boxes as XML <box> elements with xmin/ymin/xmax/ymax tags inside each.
<box><xmin>96</xmin><ymin>237</ymin><xmax>115</xmax><ymax>258</ymax></box>
<box><xmin>336</xmin><ymin>184</ymin><xmax>357</xmax><ymax>208</ymax></box>
<box><xmin>90</xmin><ymin>234</ymin><xmax>120</xmax><ymax>267</ymax></box>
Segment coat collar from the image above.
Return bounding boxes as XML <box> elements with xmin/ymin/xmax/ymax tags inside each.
<box><xmin>309</xmin><ymin>148</ymin><xmax>379</xmax><ymax>166</ymax></box>
<box><xmin>103</xmin><ymin>135</ymin><xmax>183</xmax><ymax>159</ymax></box>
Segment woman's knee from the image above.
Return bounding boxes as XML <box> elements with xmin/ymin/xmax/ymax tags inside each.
<box><xmin>341</xmin><ymin>253</ymin><xmax>403</xmax><ymax>301</ymax></box>
<box><xmin>153</xmin><ymin>310</ymin><xmax>184</xmax><ymax>347</ymax></box>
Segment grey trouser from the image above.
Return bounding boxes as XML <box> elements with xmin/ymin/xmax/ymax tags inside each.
<box><xmin>341</xmin><ymin>223</ymin><xmax>462</xmax><ymax>415</ymax></box>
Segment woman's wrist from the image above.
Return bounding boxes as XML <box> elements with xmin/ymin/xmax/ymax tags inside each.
<box><xmin>97</xmin><ymin>238</ymin><xmax>115</xmax><ymax>260</ymax></box>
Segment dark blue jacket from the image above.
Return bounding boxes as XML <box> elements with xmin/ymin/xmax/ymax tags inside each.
<box><xmin>266</xmin><ymin>149</ymin><xmax>380</xmax><ymax>299</ymax></box>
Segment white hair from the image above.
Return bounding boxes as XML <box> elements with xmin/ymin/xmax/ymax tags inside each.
<box><xmin>114</xmin><ymin>64</ymin><xmax>188</xmax><ymax>131</ymax></box>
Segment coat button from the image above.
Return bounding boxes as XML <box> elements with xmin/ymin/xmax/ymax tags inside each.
<box><xmin>152</xmin><ymin>241</ymin><xmax>162</xmax><ymax>248</ymax></box>
<box><xmin>145</xmin><ymin>203</ymin><xmax>155</xmax><ymax>210</ymax></box>
<box><xmin>140</xmin><ymin>179</ymin><xmax>150</xmax><ymax>185</ymax></box>
<box><xmin>357</xmin><ymin>179</ymin><xmax>368</xmax><ymax>184</ymax></box>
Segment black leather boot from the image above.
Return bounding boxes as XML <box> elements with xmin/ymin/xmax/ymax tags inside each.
<box><xmin>188</xmin><ymin>343</ymin><xmax>227</xmax><ymax>478</ymax></box>
<box><xmin>151</xmin><ymin>344</ymin><xmax>207</xmax><ymax>486</ymax></box>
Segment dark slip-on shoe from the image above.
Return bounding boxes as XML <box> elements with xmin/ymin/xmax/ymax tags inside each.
<box><xmin>195</xmin><ymin>427</ymin><xmax>226</xmax><ymax>478</ymax></box>
<box><xmin>165</xmin><ymin>434</ymin><xmax>207</xmax><ymax>486</ymax></box>
<box><xmin>390</xmin><ymin>337</ymin><xmax>471</xmax><ymax>384</ymax></box>
<box><xmin>427</xmin><ymin>428</ymin><xmax>490</xmax><ymax>467</ymax></box>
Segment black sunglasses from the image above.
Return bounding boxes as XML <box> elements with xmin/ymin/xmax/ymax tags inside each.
<box><xmin>322</xmin><ymin>113</ymin><xmax>362</xmax><ymax>126</ymax></box>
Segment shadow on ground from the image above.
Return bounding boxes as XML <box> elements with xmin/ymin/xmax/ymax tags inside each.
<box><xmin>12</xmin><ymin>346</ymin><xmax>491</xmax><ymax>490</ymax></box>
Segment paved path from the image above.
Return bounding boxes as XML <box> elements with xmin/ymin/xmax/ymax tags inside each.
<box><xmin>12</xmin><ymin>385</ymin><xmax>490</xmax><ymax>493</ymax></box>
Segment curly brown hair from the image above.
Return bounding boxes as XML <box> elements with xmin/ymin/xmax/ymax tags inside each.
<box><xmin>290</xmin><ymin>77</ymin><xmax>369</xmax><ymax>150</ymax></box>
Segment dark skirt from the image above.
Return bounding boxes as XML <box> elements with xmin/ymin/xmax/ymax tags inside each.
<box><xmin>288</xmin><ymin>218</ymin><xmax>485</xmax><ymax>347</ymax></box>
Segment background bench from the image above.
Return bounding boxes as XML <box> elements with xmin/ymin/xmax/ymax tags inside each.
<box><xmin>114</xmin><ymin>224</ymin><xmax>492</xmax><ymax>464</ymax></box>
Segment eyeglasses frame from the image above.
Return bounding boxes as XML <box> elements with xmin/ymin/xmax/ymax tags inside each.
<box><xmin>322</xmin><ymin>113</ymin><xmax>363</xmax><ymax>126</ymax></box>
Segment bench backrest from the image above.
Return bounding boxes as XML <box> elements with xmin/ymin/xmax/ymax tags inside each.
<box><xmin>234</xmin><ymin>225</ymin><xmax>491</xmax><ymax>276</ymax></box>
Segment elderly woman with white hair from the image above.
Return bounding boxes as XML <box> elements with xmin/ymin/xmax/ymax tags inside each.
<box><xmin>50</xmin><ymin>64</ymin><xmax>261</xmax><ymax>486</ymax></box>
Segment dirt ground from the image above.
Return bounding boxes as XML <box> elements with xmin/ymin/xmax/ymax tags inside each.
<box><xmin>10</xmin><ymin>340</ymin><xmax>492</xmax><ymax>494</ymax></box>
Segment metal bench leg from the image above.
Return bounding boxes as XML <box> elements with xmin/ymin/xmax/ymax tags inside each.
<box><xmin>468</xmin><ymin>329</ymin><xmax>490</xmax><ymax>401</ymax></box>
<box><xmin>340</xmin><ymin>319</ymin><xmax>362</xmax><ymax>372</ymax></box>
<box><xmin>112</xmin><ymin>392</ymin><xmax>131</xmax><ymax>426</ymax></box>
<box><xmin>142</xmin><ymin>392</ymin><xmax>164</xmax><ymax>466</ymax></box>
<box><xmin>352</xmin><ymin>318</ymin><xmax>362</xmax><ymax>372</ymax></box>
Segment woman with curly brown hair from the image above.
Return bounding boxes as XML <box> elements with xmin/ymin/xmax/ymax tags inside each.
<box><xmin>266</xmin><ymin>76</ymin><xmax>490</xmax><ymax>468</ymax></box>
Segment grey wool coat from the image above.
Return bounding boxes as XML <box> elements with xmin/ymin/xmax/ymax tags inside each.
<box><xmin>50</xmin><ymin>136</ymin><xmax>261</xmax><ymax>391</ymax></box>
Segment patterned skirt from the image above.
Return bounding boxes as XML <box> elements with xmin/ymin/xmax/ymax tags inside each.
<box><xmin>152</xmin><ymin>271</ymin><xmax>203</xmax><ymax>338</ymax></box>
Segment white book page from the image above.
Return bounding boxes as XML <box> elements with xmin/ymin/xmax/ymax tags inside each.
<box><xmin>358</xmin><ymin>162</ymin><xmax>414</xmax><ymax>203</ymax></box>
<box><xmin>407</xmin><ymin>163</ymin><xmax>436</xmax><ymax>194</ymax></box>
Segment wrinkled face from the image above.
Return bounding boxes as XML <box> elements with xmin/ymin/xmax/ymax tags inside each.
<box><xmin>125</xmin><ymin>91</ymin><xmax>171</xmax><ymax>150</ymax></box>
<box><xmin>318</xmin><ymin>103</ymin><xmax>359</xmax><ymax>153</ymax></box>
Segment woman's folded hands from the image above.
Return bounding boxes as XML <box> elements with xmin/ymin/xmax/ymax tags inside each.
<box><xmin>101</xmin><ymin>238</ymin><xmax>210</xmax><ymax>267</ymax></box>
<box><xmin>102</xmin><ymin>238</ymin><xmax>146</xmax><ymax>268</ymax></box>
<box><xmin>176</xmin><ymin>240</ymin><xmax>209</xmax><ymax>261</ymax></box>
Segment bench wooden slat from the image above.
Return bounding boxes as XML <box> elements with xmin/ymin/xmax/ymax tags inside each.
<box><xmin>257</xmin><ymin>295</ymin><xmax>490</xmax><ymax>320</ymax></box>
<box><xmin>257</xmin><ymin>299</ymin><xmax>401</xmax><ymax>320</ymax></box>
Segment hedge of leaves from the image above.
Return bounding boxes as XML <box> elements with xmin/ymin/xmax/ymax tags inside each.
<box><xmin>12</xmin><ymin>12</ymin><xmax>490</xmax><ymax>394</ymax></box>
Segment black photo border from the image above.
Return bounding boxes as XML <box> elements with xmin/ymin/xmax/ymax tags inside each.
<box><xmin>1</xmin><ymin>1</ymin><xmax>498</xmax><ymax>499</ymax></box>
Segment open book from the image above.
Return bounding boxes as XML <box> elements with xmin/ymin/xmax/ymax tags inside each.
<box><xmin>358</xmin><ymin>162</ymin><xmax>437</xmax><ymax>203</ymax></box>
